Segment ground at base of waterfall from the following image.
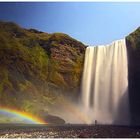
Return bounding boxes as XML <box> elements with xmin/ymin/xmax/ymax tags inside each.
<box><xmin>0</xmin><ymin>124</ymin><xmax>140</xmax><ymax>138</ymax></box>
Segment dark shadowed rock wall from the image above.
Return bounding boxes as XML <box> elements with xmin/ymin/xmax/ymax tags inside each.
<box><xmin>126</xmin><ymin>27</ymin><xmax>140</xmax><ymax>125</ymax></box>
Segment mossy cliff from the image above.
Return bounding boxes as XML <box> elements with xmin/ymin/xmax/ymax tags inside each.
<box><xmin>0</xmin><ymin>21</ymin><xmax>86</xmax><ymax>116</ymax></box>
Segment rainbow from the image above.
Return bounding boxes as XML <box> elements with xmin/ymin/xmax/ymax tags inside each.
<box><xmin>0</xmin><ymin>106</ymin><xmax>47</xmax><ymax>124</ymax></box>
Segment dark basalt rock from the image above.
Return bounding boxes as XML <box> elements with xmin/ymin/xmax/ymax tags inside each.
<box><xmin>44</xmin><ymin>114</ymin><xmax>65</xmax><ymax>124</ymax></box>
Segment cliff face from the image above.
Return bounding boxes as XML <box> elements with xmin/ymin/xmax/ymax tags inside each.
<box><xmin>0</xmin><ymin>21</ymin><xmax>86</xmax><ymax>115</ymax></box>
<box><xmin>126</xmin><ymin>28</ymin><xmax>140</xmax><ymax>125</ymax></box>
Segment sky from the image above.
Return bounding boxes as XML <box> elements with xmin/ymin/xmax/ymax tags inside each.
<box><xmin>0</xmin><ymin>2</ymin><xmax>140</xmax><ymax>45</ymax></box>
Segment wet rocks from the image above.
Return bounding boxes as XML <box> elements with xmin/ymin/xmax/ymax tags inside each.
<box><xmin>1</xmin><ymin>125</ymin><xmax>140</xmax><ymax>138</ymax></box>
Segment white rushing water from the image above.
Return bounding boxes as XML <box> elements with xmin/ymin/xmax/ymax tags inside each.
<box><xmin>81</xmin><ymin>39</ymin><xmax>130</xmax><ymax>125</ymax></box>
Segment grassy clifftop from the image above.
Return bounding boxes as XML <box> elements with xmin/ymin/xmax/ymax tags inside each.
<box><xmin>0</xmin><ymin>21</ymin><xmax>86</xmax><ymax>115</ymax></box>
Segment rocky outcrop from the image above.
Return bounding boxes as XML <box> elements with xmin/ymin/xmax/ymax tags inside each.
<box><xmin>43</xmin><ymin>114</ymin><xmax>65</xmax><ymax>124</ymax></box>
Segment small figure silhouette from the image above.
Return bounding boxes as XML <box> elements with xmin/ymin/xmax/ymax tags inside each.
<box><xmin>95</xmin><ymin>120</ymin><xmax>97</xmax><ymax>125</ymax></box>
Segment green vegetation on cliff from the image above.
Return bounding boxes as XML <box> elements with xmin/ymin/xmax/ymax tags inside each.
<box><xmin>0</xmin><ymin>21</ymin><xmax>86</xmax><ymax>116</ymax></box>
<box><xmin>126</xmin><ymin>27</ymin><xmax>140</xmax><ymax>50</ymax></box>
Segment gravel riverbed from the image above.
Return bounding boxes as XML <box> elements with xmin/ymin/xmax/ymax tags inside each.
<box><xmin>0</xmin><ymin>125</ymin><xmax>140</xmax><ymax>138</ymax></box>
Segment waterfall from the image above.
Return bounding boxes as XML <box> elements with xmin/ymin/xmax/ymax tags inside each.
<box><xmin>81</xmin><ymin>39</ymin><xmax>130</xmax><ymax>125</ymax></box>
